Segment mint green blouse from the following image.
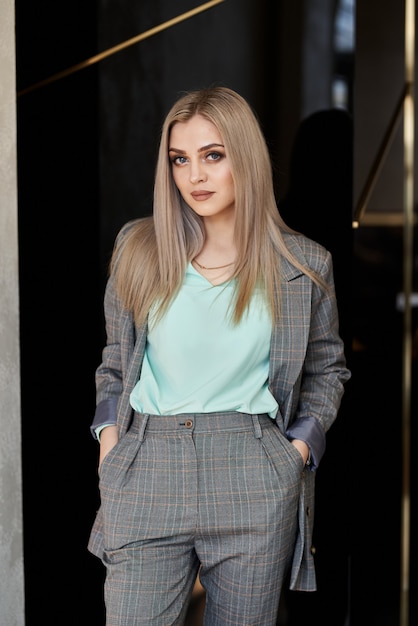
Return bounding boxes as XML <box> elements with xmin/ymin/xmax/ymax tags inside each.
<box><xmin>129</xmin><ymin>263</ymin><xmax>278</xmax><ymax>418</ymax></box>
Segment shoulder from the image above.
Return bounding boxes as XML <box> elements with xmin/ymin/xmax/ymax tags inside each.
<box><xmin>111</xmin><ymin>216</ymin><xmax>156</xmax><ymax>272</ymax></box>
<box><xmin>116</xmin><ymin>216</ymin><xmax>154</xmax><ymax>245</ymax></box>
<box><xmin>281</xmin><ymin>230</ymin><xmax>331</xmax><ymax>273</ymax></box>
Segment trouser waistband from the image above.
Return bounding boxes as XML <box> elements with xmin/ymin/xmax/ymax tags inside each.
<box><xmin>131</xmin><ymin>411</ymin><xmax>273</xmax><ymax>441</ymax></box>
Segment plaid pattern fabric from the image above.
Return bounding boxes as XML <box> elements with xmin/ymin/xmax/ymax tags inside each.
<box><xmin>101</xmin><ymin>412</ymin><xmax>303</xmax><ymax>625</ymax></box>
<box><xmin>88</xmin><ymin>229</ymin><xmax>351</xmax><ymax>598</ymax></box>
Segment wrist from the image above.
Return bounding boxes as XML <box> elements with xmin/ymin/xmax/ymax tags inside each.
<box><xmin>290</xmin><ymin>438</ymin><xmax>310</xmax><ymax>465</ymax></box>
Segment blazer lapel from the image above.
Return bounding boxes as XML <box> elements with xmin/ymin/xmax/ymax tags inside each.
<box><xmin>269</xmin><ymin>246</ymin><xmax>312</xmax><ymax>419</ymax></box>
<box><xmin>117</xmin><ymin>319</ymin><xmax>148</xmax><ymax>436</ymax></box>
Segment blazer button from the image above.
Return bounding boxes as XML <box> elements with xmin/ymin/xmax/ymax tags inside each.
<box><xmin>310</xmin><ymin>545</ymin><xmax>316</xmax><ymax>556</ymax></box>
<box><xmin>185</xmin><ymin>419</ymin><xmax>193</xmax><ymax>429</ymax></box>
<box><xmin>306</xmin><ymin>506</ymin><xmax>311</xmax><ymax>517</ymax></box>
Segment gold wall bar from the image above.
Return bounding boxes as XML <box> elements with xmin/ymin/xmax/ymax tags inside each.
<box><xmin>17</xmin><ymin>0</ymin><xmax>225</xmax><ymax>97</ymax></box>
<box><xmin>400</xmin><ymin>0</ymin><xmax>414</xmax><ymax>624</ymax></box>
<box><xmin>352</xmin><ymin>85</ymin><xmax>406</xmax><ymax>228</ymax></box>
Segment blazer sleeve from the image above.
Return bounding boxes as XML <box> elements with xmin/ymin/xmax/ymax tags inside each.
<box><xmin>286</xmin><ymin>249</ymin><xmax>351</xmax><ymax>467</ymax></box>
<box><xmin>90</xmin><ymin>274</ymin><xmax>125</xmax><ymax>438</ymax></box>
<box><xmin>89</xmin><ymin>220</ymin><xmax>143</xmax><ymax>439</ymax></box>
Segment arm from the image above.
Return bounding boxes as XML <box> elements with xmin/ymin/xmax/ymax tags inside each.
<box><xmin>90</xmin><ymin>274</ymin><xmax>124</xmax><ymax>436</ymax></box>
<box><xmin>91</xmin><ymin>219</ymin><xmax>143</xmax><ymax>439</ymax></box>
<box><xmin>98</xmin><ymin>425</ymin><xmax>119</xmax><ymax>468</ymax></box>
<box><xmin>290</xmin><ymin>439</ymin><xmax>310</xmax><ymax>465</ymax></box>
<box><xmin>286</xmin><ymin>250</ymin><xmax>351</xmax><ymax>469</ymax></box>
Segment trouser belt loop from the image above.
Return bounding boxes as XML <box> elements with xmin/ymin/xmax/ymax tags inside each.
<box><xmin>251</xmin><ymin>414</ymin><xmax>263</xmax><ymax>439</ymax></box>
<box><xmin>138</xmin><ymin>413</ymin><xmax>150</xmax><ymax>442</ymax></box>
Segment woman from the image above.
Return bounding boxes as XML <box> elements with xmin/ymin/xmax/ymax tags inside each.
<box><xmin>88</xmin><ymin>86</ymin><xmax>351</xmax><ymax>625</ymax></box>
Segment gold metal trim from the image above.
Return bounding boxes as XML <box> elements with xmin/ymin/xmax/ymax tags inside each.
<box><xmin>17</xmin><ymin>0</ymin><xmax>225</xmax><ymax>97</ymax></box>
<box><xmin>356</xmin><ymin>211</ymin><xmax>418</xmax><ymax>227</ymax></box>
<box><xmin>400</xmin><ymin>1</ymin><xmax>414</xmax><ymax>624</ymax></box>
<box><xmin>352</xmin><ymin>84</ymin><xmax>407</xmax><ymax>228</ymax></box>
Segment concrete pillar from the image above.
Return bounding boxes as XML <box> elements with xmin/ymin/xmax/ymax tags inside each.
<box><xmin>0</xmin><ymin>1</ymin><xmax>25</xmax><ymax>624</ymax></box>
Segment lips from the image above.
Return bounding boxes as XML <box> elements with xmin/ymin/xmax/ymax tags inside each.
<box><xmin>190</xmin><ymin>191</ymin><xmax>214</xmax><ymax>201</ymax></box>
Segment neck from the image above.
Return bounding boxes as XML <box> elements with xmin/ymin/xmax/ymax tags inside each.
<box><xmin>201</xmin><ymin>210</ymin><xmax>235</xmax><ymax>239</ymax></box>
<box><xmin>195</xmin><ymin>213</ymin><xmax>237</xmax><ymax>270</ymax></box>
<box><xmin>198</xmin><ymin>236</ymin><xmax>236</xmax><ymax>261</ymax></box>
<box><xmin>202</xmin><ymin>222</ymin><xmax>235</xmax><ymax>253</ymax></box>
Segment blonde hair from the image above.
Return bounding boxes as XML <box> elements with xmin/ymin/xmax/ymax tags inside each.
<box><xmin>111</xmin><ymin>86</ymin><xmax>325</xmax><ymax>325</ymax></box>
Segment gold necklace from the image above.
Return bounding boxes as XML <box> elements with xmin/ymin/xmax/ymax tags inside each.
<box><xmin>192</xmin><ymin>257</ymin><xmax>236</xmax><ymax>271</ymax></box>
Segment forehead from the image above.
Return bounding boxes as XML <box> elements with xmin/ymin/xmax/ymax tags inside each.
<box><xmin>169</xmin><ymin>114</ymin><xmax>223</xmax><ymax>147</ymax></box>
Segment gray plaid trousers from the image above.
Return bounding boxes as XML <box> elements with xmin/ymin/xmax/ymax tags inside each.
<box><xmin>98</xmin><ymin>411</ymin><xmax>304</xmax><ymax>626</ymax></box>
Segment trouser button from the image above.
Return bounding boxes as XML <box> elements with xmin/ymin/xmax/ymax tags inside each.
<box><xmin>185</xmin><ymin>419</ymin><xmax>193</xmax><ymax>428</ymax></box>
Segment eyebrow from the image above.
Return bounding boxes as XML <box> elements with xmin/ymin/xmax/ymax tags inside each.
<box><xmin>168</xmin><ymin>142</ymin><xmax>225</xmax><ymax>154</ymax></box>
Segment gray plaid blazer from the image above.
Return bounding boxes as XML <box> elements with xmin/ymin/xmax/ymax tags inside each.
<box><xmin>88</xmin><ymin>228</ymin><xmax>350</xmax><ymax>592</ymax></box>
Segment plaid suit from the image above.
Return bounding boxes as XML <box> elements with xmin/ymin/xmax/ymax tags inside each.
<box><xmin>88</xmin><ymin>228</ymin><xmax>350</xmax><ymax>623</ymax></box>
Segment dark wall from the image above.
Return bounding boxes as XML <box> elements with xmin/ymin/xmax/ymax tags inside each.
<box><xmin>96</xmin><ymin>0</ymin><xmax>280</xmax><ymax>283</ymax></box>
<box><xmin>16</xmin><ymin>1</ymin><xmax>104</xmax><ymax>624</ymax></box>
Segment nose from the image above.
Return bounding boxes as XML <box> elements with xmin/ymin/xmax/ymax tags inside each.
<box><xmin>190</xmin><ymin>161</ymin><xmax>207</xmax><ymax>184</ymax></box>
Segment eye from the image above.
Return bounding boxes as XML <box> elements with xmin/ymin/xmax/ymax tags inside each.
<box><xmin>170</xmin><ymin>155</ymin><xmax>188</xmax><ymax>165</ymax></box>
<box><xmin>206</xmin><ymin>152</ymin><xmax>223</xmax><ymax>161</ymax></box>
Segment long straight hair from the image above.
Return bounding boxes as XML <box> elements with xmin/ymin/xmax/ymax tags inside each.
<box><xmin>111</xmin><ymin>86</ymin><xmax>325</xmax><ymax>326</ymax></box>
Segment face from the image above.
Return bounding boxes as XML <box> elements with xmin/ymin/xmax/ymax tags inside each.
<box><xmin>168</xmin><ymin>114</ymin><xmax>235</xmax><ymax>222</ymax></box>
